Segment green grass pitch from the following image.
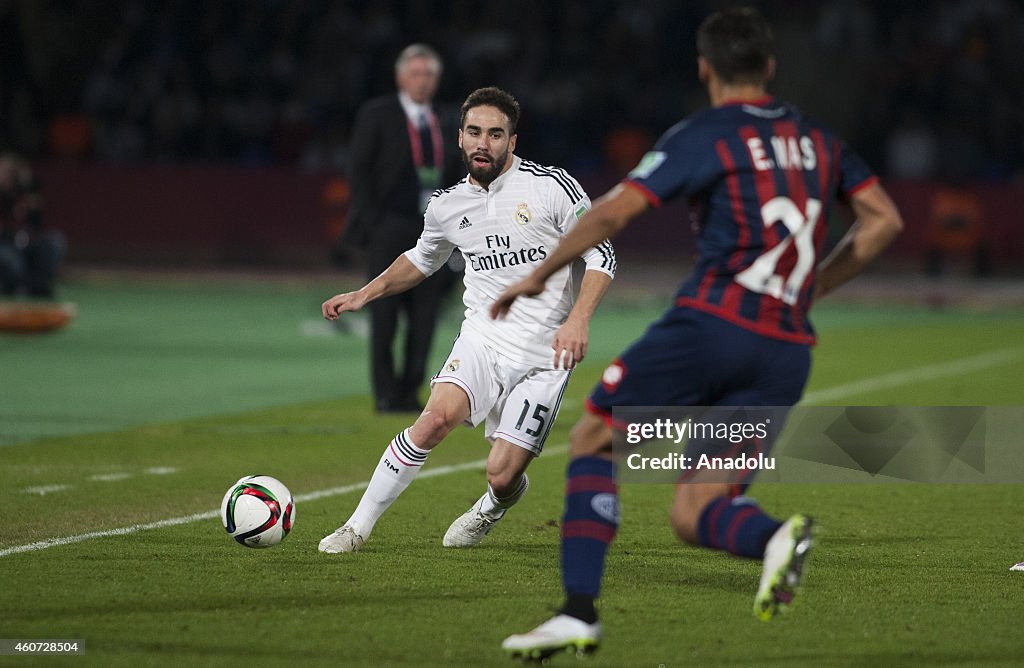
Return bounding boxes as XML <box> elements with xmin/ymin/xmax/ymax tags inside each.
<box><xmin>1</xmin><ymin>273</ymin><xmax>1023</xmax><ymax>666</ymax></box>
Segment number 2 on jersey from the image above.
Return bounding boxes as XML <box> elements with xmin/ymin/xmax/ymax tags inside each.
<box><xmin>735</xmin><ymin>196</ymin><xmax>821</xmax><ymax>305</ymax></box>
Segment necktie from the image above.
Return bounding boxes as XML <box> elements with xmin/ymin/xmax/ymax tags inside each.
<box><xmin>418</xmin><ymin>112</ymin><xmax>434</xmax><ymax>167</ymax></box>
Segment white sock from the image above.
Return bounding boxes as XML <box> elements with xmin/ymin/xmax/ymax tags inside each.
<box><xmin>346</xmin><ymin>429</ymin><xmax>430</xmax><ymax>536</ymax></box>
<box><xmin>477</xmin><ymin>473</ymin><xmax>529</xmax><ymax>519</ymax></box>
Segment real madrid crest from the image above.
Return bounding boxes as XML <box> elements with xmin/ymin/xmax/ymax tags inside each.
<box><xmin>447</xmin><ymin>359</ymin><xmax>460</xmax><ymax>372</ymax></box>
<box><xmin>515</xmin><ymin>202</ymin><xmax>531</xmax><ymax>225</ymax></box>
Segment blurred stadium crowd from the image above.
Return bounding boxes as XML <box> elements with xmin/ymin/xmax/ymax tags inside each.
<box><xmin>0</xmin><ymin>0</ymin><xmax>1022</xmax><ymax>183</ymax></box>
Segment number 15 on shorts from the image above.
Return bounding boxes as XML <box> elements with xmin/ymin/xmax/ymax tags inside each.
<box><xmin>515</xmin><ymin>400</ymin><xmax>550</xmax><ymax>437</ymax></box>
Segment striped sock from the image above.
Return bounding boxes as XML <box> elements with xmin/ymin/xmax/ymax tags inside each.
<box><xmin>346</xmin><ymin>429</ymin><xmax>429</xmax><ymax>536</ymax></box>
<box><xmin>561</xmin><ymin>457</ymin><xmax>619</xmax><ymax>606</ymax></box>
<box><xmin>696</xmin><ymin>495</ymin><xmax>782</xmax><ymax>558</ymax></box>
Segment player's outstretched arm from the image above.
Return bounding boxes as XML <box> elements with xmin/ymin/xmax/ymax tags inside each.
<box><xmin>552</xmin><ymin>269</ymin><xmax>613</xmax><ymax>369</ymax></box>
<box><xmin>491</xmin><ymin>184</ymin><xmax>647</xmax><ymax>319</ymax></box>
<box><xmin>814</xmin><ymin>182</ymin><xmax>903</xmax><ymax>300</ymax></box>
<box><xmin>322</xmin><ymin>254</ymin><xmax>427</xmax><ymax>320</ymax></box>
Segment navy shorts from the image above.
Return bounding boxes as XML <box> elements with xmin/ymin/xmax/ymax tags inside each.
<box><xmin>589</xmin><ymin>308</ymin><xmax>811</xmax><ymax>489</ymax></box>
<box><xmin>589</xmin><ymin>307</ymin><xmax>810</xmax><ymax>413</ymax></box>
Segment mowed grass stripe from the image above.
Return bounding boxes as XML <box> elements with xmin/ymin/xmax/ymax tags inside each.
<box><xmin>4</xmin><ymin>342</ymin><xmax>1017</xmax><ymax>559</ymax></box>
<box><xmin>802</xmin><ymin>347</ymin><xmax>1024</xmax><ymax>405</ymax></box>
<box><xmin>0</xmin><ymin>445</ymin><xmax>567</xmax><ymax>558</ymax></box>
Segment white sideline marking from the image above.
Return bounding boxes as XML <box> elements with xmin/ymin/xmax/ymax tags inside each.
<box><xmin>301</xmin><ymin>315</ymin><xmax>369</xmax><ymax>338</ymax></box>
<box><xmin>90</xmin><ymin>472</ymin><xmax>132</xmax><ymax>482</ymax></box>
<box><xmin>802</xmin><ymin>348</ymin><xmax>1023</xmax><ymax>405</ymax></box>
<box><xmin>299</xmin><ymin>319</ymin><xmax>338</xmax><ymax>338</ymax></box>
<box><xmin>4</xmin><ymin>347</ymin><xmax>1021</xmax><ymax>558</ymax></box>
<box><xmin>0</xmin><ymin>510</ymin><xmax>223</xmax><ymax>558</ymax></box>
<box><xmin>145</xmin><ymin>467</ymin><xmax>178</xmax><ymax>475</ymax></box>
<box><xmin>0</xmin><ymin>446</ymin><xmax>564</xmax><ymax>559</ymax></box>
<box><xmin>23</xmin><ymin>467</ymin><xmax>179</xmax><ymax>495</ymax></box>
<box><xmin>20</xmin><ymin>484</ymin><xmax>70</xmax><ymax>496</ymax></box>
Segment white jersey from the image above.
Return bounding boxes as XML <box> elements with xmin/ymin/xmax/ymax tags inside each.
<box><xmin>404</xmin><ymin>154</ymin><xmax>616</xmax><ymax>368</ymax></box>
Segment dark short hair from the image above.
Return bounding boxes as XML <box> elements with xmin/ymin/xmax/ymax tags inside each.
<box><xmin>696</xmin><ymin>6</ymin><xmax>774</xmax><ymax>84</ymax></box>
<box><xmin>460</xmin><ymin>87</ymin><xmax>520</xmax><ymax>133</ymax></box>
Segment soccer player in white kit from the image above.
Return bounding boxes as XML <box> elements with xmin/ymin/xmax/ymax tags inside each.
<box><xmin>319</xmin><ymin>87</ymin><xmax>616</xmax><ymax>553</ymax></box>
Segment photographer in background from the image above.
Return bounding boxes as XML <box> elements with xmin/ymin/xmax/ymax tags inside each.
<box><xmin>0</xmin><ymin>153</ymin><xmax>65</xmax><ymax>298</ymax></box>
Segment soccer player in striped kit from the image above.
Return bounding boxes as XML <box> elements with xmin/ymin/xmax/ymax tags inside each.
<box><xmin>319</xmin><ymin>87</ymin><xmax>616</xmax><ymax>554</ymax></box>
<box><xmin>495</xmin><ymin>7</ymin><xmax>903</xmax><ymax>658</ymax></box>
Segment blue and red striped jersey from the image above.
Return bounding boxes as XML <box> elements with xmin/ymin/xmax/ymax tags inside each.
<box><xmin>625</xmin><ymin>96</ymin><xmax>877</xmax><ymax>344</ymax></box>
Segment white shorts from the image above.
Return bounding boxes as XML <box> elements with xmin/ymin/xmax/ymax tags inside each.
<box><xmin>431</xmin><ymin>332</ymin><xmax>572</xmax><ymax>456</ymax></box>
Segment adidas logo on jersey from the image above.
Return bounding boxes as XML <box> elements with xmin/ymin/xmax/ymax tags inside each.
<box><xmin>458</xmin><ymin>216</ymin><xmax>472</xmax><ymax>229</ymax></box>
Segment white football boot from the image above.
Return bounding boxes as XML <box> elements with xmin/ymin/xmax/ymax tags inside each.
<box><xmin>318</xmin><ymin>525</ymin><xmax>365</xmax><ymax>554</ymax></box>
<box><xmin>754</xmin><ymin>514</ymin><xmax>814</xmax><ymax>621</ymax></box>
<box><xmin>443</xmin><ymin>494</ymin><xmax>500</xmax><ymax>547</ymax></box>
<box><xmin>501</xmin><ymin>614</ymin><xmax>601</xmax><ymax>660</ymax></box>
<box><xmin>443</xmin><ymin>475</ymin><xmax>529</xmax><ymax>547</ymax></box>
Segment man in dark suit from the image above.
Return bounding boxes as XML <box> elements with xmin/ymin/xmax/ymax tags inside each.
<box><xmin>343</xmin><ymin>44</ymin><xmax>463</xmax><ymax>413</ymax></box>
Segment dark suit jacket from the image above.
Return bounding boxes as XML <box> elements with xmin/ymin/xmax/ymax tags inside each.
<box><xmin>343</xmin><ymin>94</ymin><xmax>463</xmax><ymax>252</ymax></box>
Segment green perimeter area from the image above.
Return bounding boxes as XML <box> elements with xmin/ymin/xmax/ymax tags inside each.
<box><xmin>0</xmin><ymin>276</ymin><xmax>377</xmax><ymax>445</ymax></box>
<box><xmin>2</xmin><ymin>395</ymin><xmax>1023</xmax><ymax>667</ymax></box>
<box><xmin>3</xmin><ymin>275</ymin><xmax>1024</xmax><ymax>445</ymax></box>
<box><xmin>2</xmin><ymin>276</ymin><xmax>1024</xmax><ymax>665</ymax></box>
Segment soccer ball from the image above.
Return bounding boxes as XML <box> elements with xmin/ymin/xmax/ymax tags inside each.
<box><xmin>221</xmin><ymin>475</ymin><xmax>295</xmax><ymax>548</ymax></box>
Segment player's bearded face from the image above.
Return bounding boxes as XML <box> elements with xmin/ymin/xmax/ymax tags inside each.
<box><xmin>460</xmin><ymin>105</ymin><xmax>516</xmax><ymax>186</ymax></box>
<box><xmin>462</xmin><ymin>141</ymin><xmax>510</xmax><ymax>185</ymax></box>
